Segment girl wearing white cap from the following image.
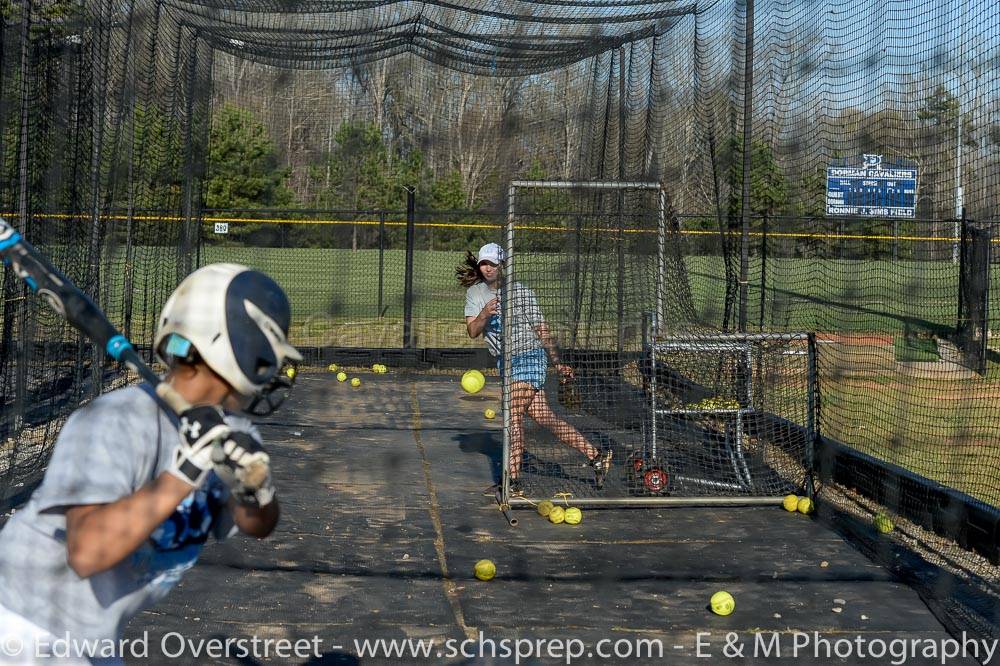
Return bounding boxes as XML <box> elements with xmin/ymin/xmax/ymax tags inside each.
<box><xmin>457</xmin><ymin>243</ymin><xmax>612</xmax><ymax>496</ymax></box>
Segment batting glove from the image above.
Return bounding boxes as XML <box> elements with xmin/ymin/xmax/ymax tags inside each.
<box><xmin>211</xmin><ymin>432</ymin><xmax>276</xmax><ymax>507</ymax></box>
<box><xmin>169</xmin><ymin>405</ymin><xmax>231</xmax><ymax>487</ymax></box>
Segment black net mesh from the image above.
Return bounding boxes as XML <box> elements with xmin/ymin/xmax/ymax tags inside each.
<box><xmin>501</xmin><ymin>184</ymin><xmax>814</xmax><ymax>503</ymax></box>
<box><xmin>0</xmin><ymin>0</ymin><xmax>998</xmax><ymax>645</ymax></box>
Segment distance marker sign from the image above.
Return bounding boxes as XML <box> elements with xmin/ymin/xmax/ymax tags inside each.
<box><xmin>826</xmin><ymin>154</ymin><xmax>917</xmax><ymax>218</ymax></box>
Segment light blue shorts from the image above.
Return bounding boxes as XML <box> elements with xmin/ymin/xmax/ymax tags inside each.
<box><xmin>499</xmin><ymin>348</ymin><xmax>547</xmax><ymax>390</ymax></box>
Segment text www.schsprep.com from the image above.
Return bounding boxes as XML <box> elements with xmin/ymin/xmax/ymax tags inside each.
<box><xmin>351</xmin><ymin>633</ymin><xmax>664</xmax><ymax>663</ymax></box>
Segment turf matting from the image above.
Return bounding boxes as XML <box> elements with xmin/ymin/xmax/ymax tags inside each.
<box><xmin>124</xmin><ymin>372</ymin><xmax>979</xmax><ymax>665</ymax></box>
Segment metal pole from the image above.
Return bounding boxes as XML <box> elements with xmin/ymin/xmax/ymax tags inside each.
<box><xmin>805</xmin><ymin>332</ymin><xmax>818</xmax><ymax>498</ymax></box>
<box><xmin>181</xmin><ymin>30</ymin><xmax>198</xmax><ymax>277</ymax></box>
<box><xmin>0</xmin><ymin>12</ymin><xmax>8</xmax><ymax>208</ymax></box>
<box><xmin>124</xmin><ymin>0</ymin><xmax>161</xmax><ymax>340</ymax></box>
<box><xmin>402</xmin><ymin>187</ymin><xmax>415</xmax><ymax>348</ymax></box>
<box><xmin>89</xmin><ymin>0</ymin><xmax>114</xmax><ymax>398</ymax></box>
<box><xmin>16</xmin><ymin>0</ymin><xmax>30</xmax><ymax>230</ymax></box>
<box><xmin>11</xmin><ymin>0</ymin><xmax>32</xmax><ymax>432</ymax></box>
<box><xmin>502</xmin><ymin>184</ymin><xmax>516</xmax><ymax>502</ymax></box>
<box><xmin>952</xmin><ymin>0</ymin><xmax>967</xmax><ymax>265</ymax></box>
<box><xmin>510</xmin><ymin>180</ymin><xmax>660</xmax><ymax>190</ymax></box>
<box><xmin>507</xmin><ymin>496</ymin><xmax>785</xmax><ymax>508</ymax></box>
<box><xmin>758</xmin><ymin>212</ymin><xmax>767</xmax><ymax>330</ymax></box>
<box><xmin>983</xmin><ymin>217</ymin><xmax>991</xmax><ymax>366</ymax></box>
<box><xmin>737</xmin><ymin>0</ymin><xmax>755</xmax><ymax>333</ymax></box>
<box><xmin>570</xmin><ymin>211</ymin><xmax>582</xmax><ymax>348</ymax></box>
<box><xmin>657</xmin><ymin>332</ymin><xmax>809</xmax><ymax>342</ymax></box>
<box><xmin>648</xmin><ymin>312</ymin><xmax>658</xmax><ymax>456</ymax></box>
<box><xmin>617</xmin><ymin>47</ymin><xmax>627</xmax><ymax>357</ymax></box>
<box><xmin>892</xmin><ymin>218</ymin><xmax>898</xmax><ymax>261</ymax></box>
<box><xmin>194</xmin><ymin>204</ymin><xmax>203</xmax><ymax>268</ymax></box>
<box><xmin>123</xmin><ymin>134</ymin><xmax>135</xmax><ymax>341</ymax></box>
<box><xmin>957</xmin><ymin>214</ymin><xmax>967</xmax><ymax>330</ymax></box>
<box><xmin>657</xmin><ymin>187</ymin><xmax>665</xmax><ymax>325</ymax></box>
<box><xmin>378</xmin><ymin>211</ymin><xmax>385</xmax><ymax>317</ymax></box>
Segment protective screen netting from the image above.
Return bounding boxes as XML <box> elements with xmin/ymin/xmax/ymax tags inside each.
<box><xmin>501</xmin><ymin>183</ymin><xmax>815</xmax><ymax>505</ymax></box>
<box><xmin>0</xmin><ymin>0</ymin><xmax>998</xmax><ymax>647</ymax></box>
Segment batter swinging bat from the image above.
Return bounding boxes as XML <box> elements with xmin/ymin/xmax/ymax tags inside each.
<box><xmin>0</xmin><ymin>217</ymin><xmax>269</xmax><ymax>488</ymax></box>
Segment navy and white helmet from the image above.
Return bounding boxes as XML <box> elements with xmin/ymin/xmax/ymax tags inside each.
<box><xmin>155</xmin><ymin>264</ymin><xmax>302</xmax><ymax>402</ymax></box>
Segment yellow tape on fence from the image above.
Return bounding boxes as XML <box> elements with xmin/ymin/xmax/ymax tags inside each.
<box><xmin>3</xmin><ymin>211</ymin><xmax>974</xmax><ymax>243</ymax></box>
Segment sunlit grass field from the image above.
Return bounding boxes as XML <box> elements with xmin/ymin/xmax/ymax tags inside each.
<box><xmin>23</xmin><ymin>245</ymin><xmax>996</xmax><ymax>505</ymax></box>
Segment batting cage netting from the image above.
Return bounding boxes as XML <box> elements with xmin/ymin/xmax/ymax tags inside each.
<box><xmin>499</xmin><ymin>182</ymin><xmax>815</xmax><ymax>507</ymax></box>
<box><xmin>0</xmin><ymin>0</ymin><xmax>997</xmax><ymax>647</ymax></box>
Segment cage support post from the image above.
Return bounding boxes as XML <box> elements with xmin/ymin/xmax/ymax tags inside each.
<box><xmin>181</xmin><ymin>29</ymin><xmax>199</xmax><ymax>277</ymax></box>
<box><xmin>378</xmin><ymin>211</ymin><xmax>385</xmax><ymax>317</ymax></box>
<box><xmin>758</xmin><ymin>212</ymin><xmax>767</xmax><ymax>330</ymax></box>
<box><xmin>402</xmin><ymin>186</ymin><xmax>415</xmax><ymax>348</ymax></box>
<box><xmin>616</xmin><ymin>46</ymin><xmax>626</xmax><ymax>357</ymax></box>
<box><xmin>502</xmin><ymin>184</ymin><xmax>516</xmax><ymax>503</ymax></box>
<box><xmin>11</xmin><ymin>0</ymin><xmax>33</xmax><ymax>431</ymax></box>
<box><xmin>737</xmin><ymin>0</ymin><xmax>755</xmax><ymax>333</ymax></box>
<box><xmin>657</xmin><ymin>187</ymin><xmax>666</xmax><ymax>324</ymax></box>
<box><xmin>805</xmin><ymin>332</ymin><xmax>818</xmax><ymax>498</ymax></box>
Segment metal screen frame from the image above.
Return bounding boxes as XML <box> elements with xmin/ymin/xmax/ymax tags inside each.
<box><xmin>645</xmin><ymin>330</ymin><xmax>817</xmax><ymax>507</ymax></box>
<box><xmin>501</xmin><ymin>180</ymin><xmax>666</xmax><ymax>509</ymax></box>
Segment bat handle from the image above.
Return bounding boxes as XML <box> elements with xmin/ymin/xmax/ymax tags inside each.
<box><xmin>155</xmin><ymin>382</ymin><xmax>192</xmax><ymax>413</ymax></box>
<box><xmin>106</xmin><ymin>335</ymin><xmax>192</xmax><ymax>413</ymax></box>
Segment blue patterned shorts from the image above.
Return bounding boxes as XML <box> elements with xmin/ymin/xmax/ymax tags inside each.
<box><xmin>499</xmin><ymin>348</ymin><xmax>547</xmax><ymax>390</ymax></box>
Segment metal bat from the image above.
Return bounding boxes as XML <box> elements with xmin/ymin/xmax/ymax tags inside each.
<box><xmin>0</xmin><ymin>217</ymin><xmax>269</xmax><ymax>488</ymax></box>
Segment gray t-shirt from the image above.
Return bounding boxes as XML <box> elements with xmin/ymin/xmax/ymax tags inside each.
<box><xmin>0</xmin><ymin>384</ymin><xmax>252</xmax><ymax>645</ymax></box>
<box><xmin>464</xmin><ymin>280</ymin><xmax>544</xmax><ymax>357</ymax></box>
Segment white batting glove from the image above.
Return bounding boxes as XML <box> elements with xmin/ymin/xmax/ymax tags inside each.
<box><xmin>211</xmin><ymin>432</ymin><xmax>276</xmax><ymax>507</ymax></box>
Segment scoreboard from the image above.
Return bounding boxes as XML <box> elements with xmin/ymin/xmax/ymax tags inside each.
<box><xmin>826</xmin><ymin>154</ymin><xmax>917</xmax><ymax>218</ymax></box>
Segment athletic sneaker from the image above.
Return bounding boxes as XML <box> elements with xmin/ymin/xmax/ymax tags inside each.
<box><xmin>592</xmin><ymin>450</ymin><xmax>613</xmax><ymax>490</ymax></box>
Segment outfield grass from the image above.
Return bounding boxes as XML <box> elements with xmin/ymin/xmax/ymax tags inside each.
<box><xmin>821</xmin><ymin>368</ymin><xmax>1000</xmax><ymax>506</ymax></box>
<box><xmin>192</xmin><ymin>247</ymin><xmax>973</xmax><ymax>338</ymax></box>
<box><xmin>16</xmin><ymin>245</ymin><xmax>997</xmax><ymax>505</ymax></box>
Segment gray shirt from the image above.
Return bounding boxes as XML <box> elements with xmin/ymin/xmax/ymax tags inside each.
<box><xmin>464</xmin><ymin>280</ymin><xmax>544</xmax><ymax>357</ymax></box>
<box><xmin>0</xmin><ymin>385</ymin><xmax>251</xmax><ymax>644</ymax></box>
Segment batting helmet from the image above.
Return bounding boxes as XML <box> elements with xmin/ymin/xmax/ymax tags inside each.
<box><xmin>155</xmin><ymin>264</ymin><xmax>302</xmax><ymax>413</ymax></box>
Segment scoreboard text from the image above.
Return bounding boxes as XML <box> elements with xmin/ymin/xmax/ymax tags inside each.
<box><xmin>825</xmin><ymin>154</ymin><xmax>917</xmax><ymax>218</ymax></box>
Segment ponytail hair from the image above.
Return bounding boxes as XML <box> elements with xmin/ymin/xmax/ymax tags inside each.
<box><xmin>455</xmin><ymin>251</ymin><xmax>482</xmax><ymax>288</ymax></box>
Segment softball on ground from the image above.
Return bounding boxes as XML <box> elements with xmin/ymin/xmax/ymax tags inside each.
<box><xmin>484</xmin><ymin>408</ymin><xmax>496</xmax><ymax>419</ymax></box>
<box><xmin>461</xmin><ymin>369</ymin><xmax>486</xmax><ymax>394</ymax></box>
<box><xmin>710</xmin><ymin>591</ymin><xmax>735</xmax><ymax>616</ymax></box>
<box><xmin>285</xmin><ymin>366</ymin><xmax>297</xmax><ymax>379</ymax></box>
<box><xmin>536</xmin><ymin>500</ymin><xmax>554</xmax><ymax>517</ymax></box>
<box><xmin>328</xmin><ymin>363</ymin><xmax>338</xmax><ymax>372</ymax></box>
<box><xmin>548</xmin><ymin>506</ymin><xmax>566</xmax><ymax>524</ymax></box>
<box><xmin>874</xmin><ymin>512</ymin><xmax>894</xmax><ymax>534</ymax></box>
<box><xmin>563</xmin><ymin>507</ymin><xmax>582</xmax><ymax>525</ymax></box>
<box><xmin>782</xmin><ymin>494</ymin><xmax>799</xmax><ymax>512</ymax></box>
<box><xmin>797</xmin><ymin>497</ymin><xmax>814</xmax><ymax>515</ymax></box>
<box><xmin>351</xmin><ymin>377</ymin><xmax>361</xmax><ymax>387</ymax></box>
<box><xmin>336</xmin><ymin>372</ymin><xmax>347</xmax><ymax>382</ymax></box>
<box><xmin>474</xmin><ymin>559</ymin><xmax>496</xmax><ymax>581</ymax></box>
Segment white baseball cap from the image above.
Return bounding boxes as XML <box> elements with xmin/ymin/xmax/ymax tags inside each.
<box><xmin>477</xmin><ymin>242</ymin><xmax>505</xmax><ymax>265</ymax></box>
